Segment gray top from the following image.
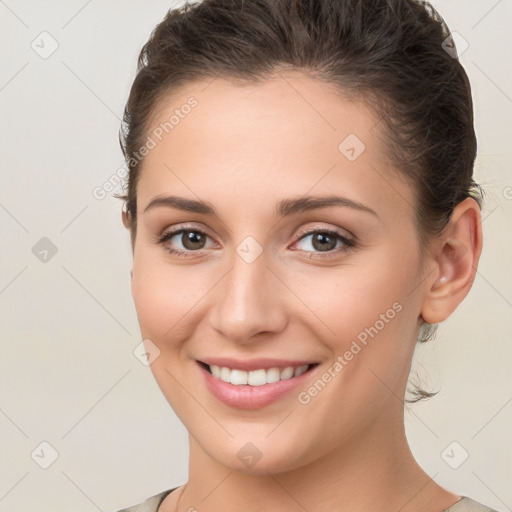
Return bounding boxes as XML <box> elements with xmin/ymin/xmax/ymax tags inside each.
<box><xmin>115</xmin><ymin>488</ymin><xmax>499</xmax><ymax>512</ymax></box>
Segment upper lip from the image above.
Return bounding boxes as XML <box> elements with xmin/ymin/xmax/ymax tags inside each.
<box><xmin>198</xmin><ymin>357</ymin><xmax>318</xmax><ymax>372</ymax></box>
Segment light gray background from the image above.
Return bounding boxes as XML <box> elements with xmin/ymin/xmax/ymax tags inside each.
<box><xmin>0</xmin><ymin>1</ymin><xmax>511</xmax><ymax>511</ymax></box>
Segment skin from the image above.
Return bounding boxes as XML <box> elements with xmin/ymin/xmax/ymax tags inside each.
<box><xmin>122</xmin><ymin>71</ymin><xmax>482</xmax><ymax>512</ymax></box>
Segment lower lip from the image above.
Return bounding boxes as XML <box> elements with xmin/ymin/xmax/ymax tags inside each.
<box><xmin>197</xmin><ymin>361</ymin><xmax>318</xmax><ymax>410</ymax></box>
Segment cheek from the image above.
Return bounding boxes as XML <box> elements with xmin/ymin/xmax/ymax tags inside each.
<box><xmin>131</xmin><ymin>245</ymin><xmax>173</xmax><ymax>339</ymax></box>
<box><xmin>298</xmin><ymin>261</ymin><xmax>410</xmax><ymax>340</ymax></box>
<box><xmin>131</xmin><ymin>251</ymin><xmax>212</xmax><ymax>342</ymax></box>
<box><xmin>294</xmin><ymin>247</ymin><xmax>419</xmax><ymax>381</ymax></box>
<box><xmin>290</xmin><ymin>269</ymin><xmax>416</xmax><ymax>434</ymax></box>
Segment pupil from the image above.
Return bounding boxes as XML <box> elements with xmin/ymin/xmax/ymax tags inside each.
<box><xmin>184</xmin><ymin>231</ymin><xmax>204</xmax><ymax>249</ymax></box>
<box><xmin>313</xmin><ymin>233</ymin><xmax>335</xmax><ymax>251</ymax></box>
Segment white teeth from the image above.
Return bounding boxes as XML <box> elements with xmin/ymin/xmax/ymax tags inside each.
<box><xmin>230</xmin><ymin>369</ymin><xmax>247</xmax><ymax>385</ymax></box>
<box><xmin>280</xmin><ymin>367</ymin><xmax>294</xmax><ymax>380</ymax></box>
<box><xmin>247</xmin><ymin>369</ymin><xmax>267</xmax><ymax>386</ymax></box>
<box><xmin>266</xmin><ymin>367</ymin><xmax>281</xmax><ymax>383</ymax></box>
<box><xmin>220</xmin><ymin>366</ymin><xmax>230</xmax><ymax>382</ymax></box>
<box><xmin>294</xmin><ymin>364</ymin><xmax>309</xmax><ymax>377</ymax></box>
<box><xmin>208</xmin><ymin>364</ymin><xmax>311</xmax><ymax>386</ymax></box>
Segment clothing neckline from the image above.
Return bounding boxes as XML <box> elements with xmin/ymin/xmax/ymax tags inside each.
<box><xmin>156</xmin><ymin>488</ymin><xmax>470</xmax><ymax>512</ymax></box>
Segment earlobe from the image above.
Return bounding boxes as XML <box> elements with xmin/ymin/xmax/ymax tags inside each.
<box><xmin>420</xmin><ymin>197</ymin><xmax>483</xmax><ymax>324</ymax></box>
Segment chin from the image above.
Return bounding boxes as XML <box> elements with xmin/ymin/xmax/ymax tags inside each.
<box><xmin>200</xmin><ymin>437</ymin><xmax>310</xmax><ymax>475</ymax></box>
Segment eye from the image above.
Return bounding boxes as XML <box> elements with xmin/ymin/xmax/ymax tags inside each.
<box><xmin>154</xmin><ymin>225</ymin><xmax>356</xmax><ymax>260</ymax></box>
<box><xmin>155</xmin><ymin>226</ymin><xmax>216</xmax><ymax>258</ymax></box>
<box><xmin>291</xmin><ymin>229</ymin><xmax>356</xmax><ymax>258</ymax></box>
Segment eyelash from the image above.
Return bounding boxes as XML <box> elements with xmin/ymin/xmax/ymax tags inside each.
<box><xmin>154</xmin><ymin>224</ymin><xmax>356</xmax><ymax>260</ymax></box>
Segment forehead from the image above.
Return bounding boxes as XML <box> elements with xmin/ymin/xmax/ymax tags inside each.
<box><xmin>136</xmin><ymin>72</ymin><xmax>414</xmax><ymax>222</ymax></box>
<box><xmin>147</xmin><ymin>71</ymin><xmax>380</xmax><ymax>153</ymax></box>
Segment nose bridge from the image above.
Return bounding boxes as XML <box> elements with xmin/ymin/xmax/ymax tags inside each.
<box><xmin>209</xmin><ymin>241</ymin><xmax>287</xmax><ymax>341</ymax></box>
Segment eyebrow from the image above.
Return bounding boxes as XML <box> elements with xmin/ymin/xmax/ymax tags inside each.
<box><xmin>143</xmin><ymin>194</ymin><xmax>378</xmax><ymax>218</ymax></box>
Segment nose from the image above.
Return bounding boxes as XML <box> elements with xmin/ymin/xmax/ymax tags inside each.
<box><xmin>208</xmin><ymin>248</ymin><xmax>289</xmax><ymax>344</ymax></box>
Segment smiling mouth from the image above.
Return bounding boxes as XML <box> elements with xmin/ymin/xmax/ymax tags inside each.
<box><xmin>198</xmin><ymin>361</ymin><xmax>319</xmax><ymax>386</ymax></box>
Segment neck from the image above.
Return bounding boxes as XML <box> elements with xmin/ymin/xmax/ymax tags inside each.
<box><xmin>174</xmin><ymin>408</ymin><xmax>458</xmax><ymax>512</ymax></box>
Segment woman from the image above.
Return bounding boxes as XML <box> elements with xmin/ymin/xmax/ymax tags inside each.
<box><xmin>115</xmin><ymin>0</ymin><xmax>497</xmax><ymax>510</ymax></box>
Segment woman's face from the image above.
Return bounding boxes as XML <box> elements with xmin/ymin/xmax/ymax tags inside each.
<box><xmin>130</xmin><ymin>71</ymin><xmax>428</xmax><ymax>473</ymax></box>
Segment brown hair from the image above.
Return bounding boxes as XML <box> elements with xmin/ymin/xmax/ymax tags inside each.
<box><xmin>117</xmin><ymin>0</ymin><xmax>483</xmax><ymax>403</ymax></box>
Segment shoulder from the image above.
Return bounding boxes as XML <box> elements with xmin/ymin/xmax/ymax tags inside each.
<box><xmin>113</xmin><ymin>488</ymin><xmax>177</xmax><ymax>512</ymax></box>
<box><xmin>445</xmin><ymin>496</ymin><xmax>499</xmax><ymax>512</ymax></box>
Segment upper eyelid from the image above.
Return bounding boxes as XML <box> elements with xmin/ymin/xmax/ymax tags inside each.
<box><xmin>159</xmin><ymin>224</ymin><xmax>354</xmax><ymax>247</ymax></box>
<box><xmin>294</xmin><ymin>223</ymin><xmax>354</xmax><ymax>240</ymax></box>
<box><xmin>160</xmin><ymin>224</ymin><xmax>218</xmax><ymax>243</ymax></box>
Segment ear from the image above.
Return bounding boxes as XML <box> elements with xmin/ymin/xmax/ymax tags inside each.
<box><xmin>122</xmin><ymin>209</ymin><xmax>135</xmax><ymax>277</ymax></box>
<box><xmin>122</xmin><ymin>208</ymin><xmax>131</xmax><ymax>229</ymax></box>
<box><xmin>420</xmin><ymin>197</ymin><xmax>483</xmax><ymax>324</ymax></box>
